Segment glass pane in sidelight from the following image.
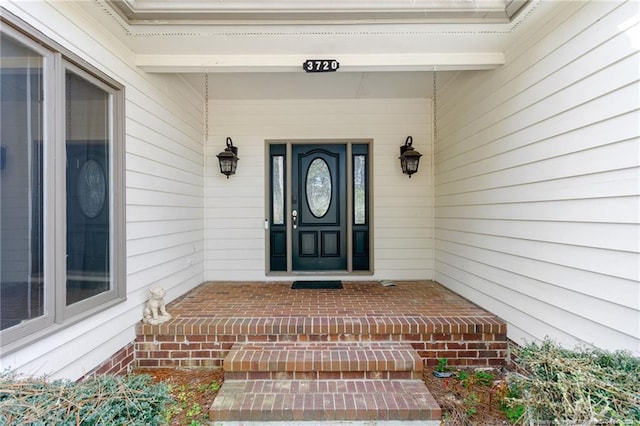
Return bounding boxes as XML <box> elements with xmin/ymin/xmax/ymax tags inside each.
<box><xmin>354</xmin><ymin>155</ymin><xmax>366</xmax><ymax>225</ymax></box>
<box><xmin>272</xmin><ymin>156</ymin><xmax>284</xmax><ymax>225</ymax></box>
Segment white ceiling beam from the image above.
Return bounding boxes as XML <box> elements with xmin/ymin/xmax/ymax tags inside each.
<box><xmin>120</xmin><ymin>0</ymin><xmax>504</xmax><ymax>12</ymax></box>
<box><xmin>136</xmin><ymin>52</ymin><xmax>505</xmax><ymax>73</ymax></box>
<box><xmin>107</xmin><ymin>0</ymin><xmax>519</xmax><ymax>24</ymax></box>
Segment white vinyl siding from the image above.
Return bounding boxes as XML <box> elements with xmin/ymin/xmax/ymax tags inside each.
<box><xmin>206</xmin><ymin>99</ymin><xmax>433</xmax><ymax>281</ymax></box>
<box><xmin>434</xmin><ymin>0</ymin><xmax>640</xmax><ymax>353</ymax></box>
<box><xmin>0</xmin><ymin>2</ymin><xmax>205</xmax><ymax>378</ymax></box>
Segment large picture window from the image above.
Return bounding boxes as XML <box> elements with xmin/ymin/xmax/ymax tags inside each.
<box><xmin>0</xmin><ymin>16</ymin><xmax>125</xmax><ymax>350</ymax></box>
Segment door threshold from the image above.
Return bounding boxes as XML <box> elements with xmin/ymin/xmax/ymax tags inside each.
<box><xmin>267</xmin><ymin>271</ymin><xmax>373</xmax><ymax>277</ymax></box>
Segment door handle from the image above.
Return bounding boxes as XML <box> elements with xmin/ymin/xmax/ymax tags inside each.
<box><xmin>292</xmin><ymin>210</ymin><xmax>298</xmax><ymax>229</ymax></box>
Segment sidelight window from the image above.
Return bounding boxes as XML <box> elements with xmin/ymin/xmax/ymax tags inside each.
<box><xmin>352</xmin><ymin>144</ymin><xmax>369</xmax><ymax>271</ymax></box>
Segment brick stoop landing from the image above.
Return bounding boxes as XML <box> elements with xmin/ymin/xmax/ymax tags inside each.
<box><xmin>135</xmin><ymin>281</ymin><xmax>508</xmax><ymax>369</ymax></box>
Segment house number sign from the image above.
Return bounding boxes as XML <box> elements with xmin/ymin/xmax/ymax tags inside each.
<box><xmin>303</xmin><ymin>59</ymin><xmax>340</xmax><ymax>72</ymax></box>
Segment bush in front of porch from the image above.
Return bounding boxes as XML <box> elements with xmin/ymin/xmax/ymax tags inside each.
<box><xmin>502</xmin><ymin>338</ymin><xmax>640</xmax><ymax>424</ymax></box>
<box><xmin>0</xmin><ymin>370</ymin><xmax>172</xmax><ymax>425</ymax></box>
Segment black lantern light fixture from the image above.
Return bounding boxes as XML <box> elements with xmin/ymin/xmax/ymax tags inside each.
<box><xmin>399</xmin><ymin>136</ymin><xmax>422</xmax><ymax>178</ymax></box>
<box><xmin>217</xmin><ymin>137</ymin><xmax>239</xmax><ymax>178</ymax></box>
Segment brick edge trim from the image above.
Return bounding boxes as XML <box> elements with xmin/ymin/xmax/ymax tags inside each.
<box><xmin>82</xmin><ymin>342</ymin><xmax>135</xmax><ymax>380</ymax></box>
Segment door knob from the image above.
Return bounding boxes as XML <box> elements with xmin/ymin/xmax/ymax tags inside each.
<box><xmin>292</xmin><ymin>210</ymin><xmax>298</xmax><ymax>229</ymax></box>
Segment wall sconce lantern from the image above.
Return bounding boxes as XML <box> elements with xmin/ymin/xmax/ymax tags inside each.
<box><xmin>399</xmin><ymin>136</ymin><xmax>422</xmax><ymax>178</ymax></box>
<box><xmin>217</xmin><ymin>137</ymin><xmax>239</xmax><ymax>178</ymax></box>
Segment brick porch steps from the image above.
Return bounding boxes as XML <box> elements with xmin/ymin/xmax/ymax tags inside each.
<box><xmin>133</xmin><ymin>282</ymin><xmax>505</xmax><ymax>422</ymax></box>
<box><xmin>210</xmin><ymin>341</ymin><xmax>441</xmax><ymax>422</ymax></box>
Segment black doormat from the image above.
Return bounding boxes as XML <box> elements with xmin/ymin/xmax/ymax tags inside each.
<box><xmin>291</xmin><ymin>280</ymin><xmax>343</xmax><ymax>289</ymax></box>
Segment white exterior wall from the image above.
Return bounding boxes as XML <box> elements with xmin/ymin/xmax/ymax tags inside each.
<box><xmin>1</xmin><ymin>1</ymin><xmax>205</xmax><ymax>378</ymax></box>
<box><xmin>206</xmin><ymin>99</ymin><xmax>433</xmax><ymax>281</ymax></box>
<box><xmin>434</xmin><ymin>1</ymin><xmax>640</xmax><ymax>353</ymax></box>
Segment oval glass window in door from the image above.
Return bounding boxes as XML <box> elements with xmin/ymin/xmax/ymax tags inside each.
<box><xmin>306</xmin><ymin>158</ymin><xmax>332</xmax><ymax>218</ymax></box>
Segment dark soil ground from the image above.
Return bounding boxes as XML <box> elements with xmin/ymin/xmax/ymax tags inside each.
<box><xmin>423</xmin><ymin>367</ymin><xmax>510</xmax><ymax>425</ymax></box>
<box><xmin>136</xmin><ymin>366</ymin><xmax>510</xmax><ymax>425</ymax></box>
<box><xmin>136</xmin><ymin>367</ymin><xmax>224</xmax><ymax>425</ymax></box>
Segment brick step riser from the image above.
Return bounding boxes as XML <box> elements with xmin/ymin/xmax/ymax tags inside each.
<box><xmin>224</xmin><ymin>371</ymin><xmax>422</xmax><ymax>380</ymax></box>
<box><xmin>214</xmin><ymin>408</ymin><xmax>432</xmax><ymax>422</ymax></box>
<box><xmin>135</xmin><ymin>333</ymin><xmax>508</xmax><ymax>369</ymax></box>
<box><xmin>224</xmin><ymin>345</ymin><xmax>422</xmax><ymax>372</ymax></box>
<box><xmin>210</xmin><ymin>379</ymin><xmax>442</xmax><ymax>422</ymax></box>
<box><xmin>224</xmin><ymin>363</ymin><xmax>421</xmax><ymax>373</ymax></box>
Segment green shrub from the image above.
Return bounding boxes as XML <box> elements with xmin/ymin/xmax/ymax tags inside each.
<box><xmin>504</xmin><ymin>339</ymin><xmax>640</xmax><ymax>424</ymax></box>
<box><xmin>0</xmin><ymin>370</ymin><xmax>172</xmax><ymax>425</ymax></box>
<box><xmin>436</xmin><ymin>357</ymin><xmax>449</xmax><ymax>373</ymax></box>
<box><xmin>498</xmin><ymin>381</ymin><xmax>525</xmax><ymax>423</ymax></box>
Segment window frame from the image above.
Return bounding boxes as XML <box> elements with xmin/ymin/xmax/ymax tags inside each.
<box><xmin>0</xmin><ymin>10</ymin><xmax>126</xmax><ymax>353</ymax></box>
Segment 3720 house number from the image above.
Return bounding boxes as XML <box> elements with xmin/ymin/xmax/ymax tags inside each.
<box><xmin>303</xmin><ymin>59</ymin><xmax>340</xmax><ymax>72</ymax></box>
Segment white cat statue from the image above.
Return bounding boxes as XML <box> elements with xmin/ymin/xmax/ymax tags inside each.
<box><xmin>142</xmin><ymin>287</ymin><xmax>172</xmax><ymax>325</ymax></box>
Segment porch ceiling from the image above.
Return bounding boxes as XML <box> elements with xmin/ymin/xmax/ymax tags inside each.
<box><xmin>86</xmin><ymin>0</ymin><xmax>543</xmax><ymax>98</ymax></box>
<box><xmin>184</xmin><ymin>70</ymin><xmax>457</xmax><ymax>100</ymax></box>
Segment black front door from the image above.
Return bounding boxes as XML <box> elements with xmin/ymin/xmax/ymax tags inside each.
<box><xmin>291</xmin><ymin>144</ymin><xmax>346</xmax><ymax>271</ymax></box>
